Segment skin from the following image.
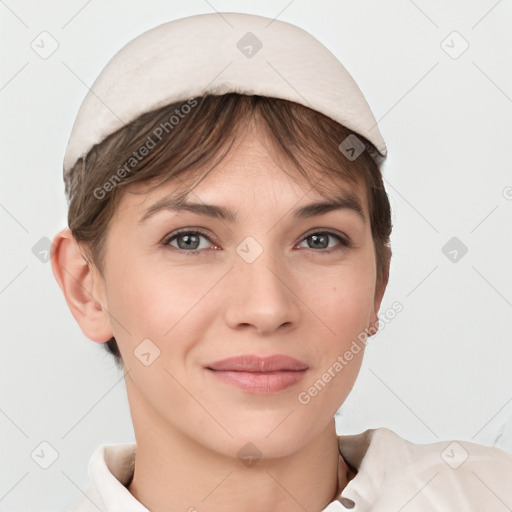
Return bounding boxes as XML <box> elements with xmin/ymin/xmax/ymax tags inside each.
<box><xmin>52</xmin><ymin>120</ymin><xmax>388</xmax><ymax>512</ymax></box>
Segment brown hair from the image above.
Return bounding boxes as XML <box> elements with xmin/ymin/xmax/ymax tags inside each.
<box><xmin>65</xmin><ymin>93</ymin><xmax>392</xmax><ymax>369</ymax></box>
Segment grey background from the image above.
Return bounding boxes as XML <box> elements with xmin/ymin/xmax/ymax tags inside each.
<box><xmin>1</xmin><ymin>0</ymin><xmax>511</xmax><ymax>510</ymax></box>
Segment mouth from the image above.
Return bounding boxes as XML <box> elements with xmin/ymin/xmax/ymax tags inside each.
<box><xmin>205</xmin><ymin>355</ymin><xmax>309</xmax><ymax>394</ymax></box>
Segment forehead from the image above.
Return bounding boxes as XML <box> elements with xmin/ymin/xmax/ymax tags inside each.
<box><xmin>120</xmin><ymin>127</ymin><xmax>369</xmax><ymax>220</ymax></box>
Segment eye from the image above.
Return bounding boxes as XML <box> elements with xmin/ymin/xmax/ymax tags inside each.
<box><xmin>297</xmin><ymin>231</ymin><xmax>350</xmax><ymax>253</ymax></box>
<box><xmin>163</xmin><ymin>228</ymin><xmax>216</xmax><ymax>254</ymax></box>
<box><xmin>163</xmin><ymin>228</ymin><xmax>350</xmax><ymax>255</ymax></box>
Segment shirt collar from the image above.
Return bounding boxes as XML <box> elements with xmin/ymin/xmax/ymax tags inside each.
<box><xmin>87</xmin><ymin>442</ymin><xmax>149</xmax><ymax>512</ymax></box>
<box><xmin>78</xmin><ymin>429</ymin><xmax>385</xmax><ymax>511</ymax></box>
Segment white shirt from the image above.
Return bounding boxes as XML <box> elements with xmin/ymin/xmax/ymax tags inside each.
<box><xmin>66</xmin><ymin>427</ymin><xmax>512</xmax><ymax>511</ymax></box>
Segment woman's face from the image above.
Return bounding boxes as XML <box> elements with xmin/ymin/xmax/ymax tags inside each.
<box><xmin>93</xmin><ymin>124</ymin><xmax>385</xmax><ymax>458</ymax></box>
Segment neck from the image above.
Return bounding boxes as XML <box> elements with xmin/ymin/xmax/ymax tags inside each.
<box><xmin>127</xmin><ymin>416</ymin><xmax>349</xmax><ymax>512</ymax></box>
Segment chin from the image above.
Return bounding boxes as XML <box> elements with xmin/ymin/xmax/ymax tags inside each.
<box><xmin>200</xmin><ymin>410</ymin><xmax>328</xmax><ymax>460</ymax></box>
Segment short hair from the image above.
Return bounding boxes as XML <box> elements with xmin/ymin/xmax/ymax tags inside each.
<box><xmin>65</xmin><ymin>93</ymin><xmax>392</xmax><ymax>369</ymax></box>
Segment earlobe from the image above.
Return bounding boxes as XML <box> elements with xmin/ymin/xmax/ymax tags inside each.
<box><xmin>50</xmin><ymin>227</ymin><xmax>113</xmax><ymax>343</ymax></box>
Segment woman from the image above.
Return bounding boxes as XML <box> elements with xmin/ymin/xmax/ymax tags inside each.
<box><xmin>51</xmin><ymin>12</ymin><xmax>512</xmax><ymax>511</ymax></box>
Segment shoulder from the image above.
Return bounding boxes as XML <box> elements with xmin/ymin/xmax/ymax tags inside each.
<box><xmin>337</xmin><ymin>427</ymin><xmax>512</xmax><ymax>511</ymax></box>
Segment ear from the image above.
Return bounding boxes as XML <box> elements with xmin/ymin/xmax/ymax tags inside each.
<box><xmin>50</xmin><ymin>227</ymin><xmax>113</xmax><ymax>343</ymax></box>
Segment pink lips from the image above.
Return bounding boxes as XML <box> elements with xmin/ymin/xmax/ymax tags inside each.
<box><xmin>206</xmin><ymin>355</ymin><xmax>308</xmax><ymax>394</ymax></box>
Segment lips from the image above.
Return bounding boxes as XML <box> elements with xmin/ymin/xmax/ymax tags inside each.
<box><xmin>207</xmin><ymin>354</ymin><xmax>308</xmax><ymax>372</ymax></box>
<box><xmin>205</xmin><ymin>355</ymin><xmax>308</xmax><ymax>394</ymax></box>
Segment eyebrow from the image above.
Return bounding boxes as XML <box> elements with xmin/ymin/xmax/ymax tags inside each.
<box><xmin>138</xmin><ymin>192</ymin><xmax>366</xmax><ymax>225</ymax></box>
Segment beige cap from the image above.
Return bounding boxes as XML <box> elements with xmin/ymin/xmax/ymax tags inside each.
<box><xmin>63</xmin><ymin>12</ymin><xmax>386</xmax><ymax>176</ymax></box>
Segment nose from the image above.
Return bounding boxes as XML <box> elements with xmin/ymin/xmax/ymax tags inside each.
<box><xmin>224</xmin><ymin>244</ymin><xmax>301</xmax><ymax>336</ymax></box>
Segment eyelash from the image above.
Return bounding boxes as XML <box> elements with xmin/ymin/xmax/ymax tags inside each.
<box><xmin>162</xmin><ymin>228</ymin><xmax>351</xmax><ymax>256</ymax></box>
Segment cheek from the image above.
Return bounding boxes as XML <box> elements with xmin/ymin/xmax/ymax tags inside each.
<box><xmin>105</xmin><ymin>260</ymin><xmax>220</xmax><ymax>349</ymax></box>
<box><xmin>294</xmin><ymin>263</ymin><xmax>374</xmax><ymax>416</ymax></box>
<box><xmin>304</xmin><ymin>254</ymin><xmax>377</xmax><ymax>343</ymax></box>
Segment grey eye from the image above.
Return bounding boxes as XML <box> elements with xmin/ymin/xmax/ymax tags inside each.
<box><xmin>166</xmin><ymin>231</ymin><xmax>212</xmax><ymax>251</ymax></box>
